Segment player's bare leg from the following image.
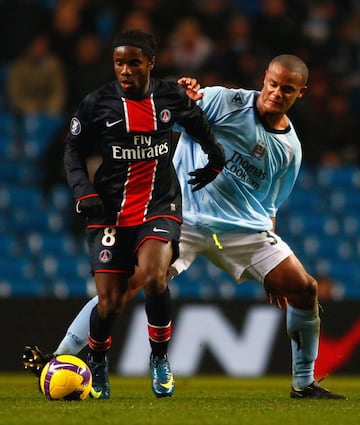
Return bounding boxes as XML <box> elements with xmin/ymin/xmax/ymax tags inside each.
<box><xmin>265</xmin><ymin>255</ymin><xmax>345</xmax><ymax>399</ymax></box>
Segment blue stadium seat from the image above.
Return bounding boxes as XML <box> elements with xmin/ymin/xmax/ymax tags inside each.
<box><xmin>329</xmin><ymin>189</ymin><xmax>360</xmax><ymax>212</ymax></box>
<box><xmin>0</xmin><ymin>112</ymin><xmax>16</xmax><ymax>158</ymax></box>
<box><xmin>46</xmin><ymin>209</ymin><xmax>71</xmax><ymax>232</ymax></box>
<box><xmin>51</xmin><ymin>277</ymin><xmax>89</xmax><ymax>298</ymax></box>
<box><xmin>0</xmin><ymin>212</ymin><xmax>7</xmax><ymax>234</ymax></box>
<box><xmin>170</xmin><ymin>278</ymin><xmax>204</xmax><ymax>299</ymax></box>
<box><xmin>9</xmin><ymin>208</ymin><xmax>69</xmax><ymax>234</ymax></box>
<box><xmin>21</xmin><ymin>113</ymin><xmax>63</xmax><ymax>158</ymax></box>
<box><xmin>0</xmin><ymin>185</ymin><xmax>44</xmax><ymax>211</ymax></box>
<box><xmin>236</xmin><ymin>280</ymin><xmax>265</xmax><ymax>299</ymax></box>
<box><xmin>0</xmin><ymin>278</ymin><xmax>45</xmax><ymax>297</ymax></box>
<box><xmin>316</xmin><ymin>166</ymin><xmax>360</xmax><ymax>189</ymax></box>
<box><xmin>0</xmin><ymin>257</ymin><xmax>36</xmax><ymax>280</ymax></box>
<box><xmin>25</xmin><ymin>233</ymin><xmax>78</xmax><ymax>258</ymax></box>
<box><xmin>341</xmin><ymin>285</ymin><xmax>360</xmax><ymax>299</ymax></box>
<box><xmin>300</xmin><ymin>235</ymin><xmax>354</xmax><ymax>260</ymax></box>
<box><xmin>59</xmin><ymin>256</ymin><xmax>91</xmax><ymax>280</ymax></box>
<box><xmin>315</xmin><ymin>259</ymin><xmax>360</xmax><ymax>284</ymax></box>
<box><xmin>0</xmin><ymin>235</ymin><xmax>22</xmax><ymax>257</ymax></box>
<box><xmin>0</xmin><ymin>159</ymin><xmax>36</xmax><ymax>185</ymax></box>
<box><xmin>282</xmin><ymin>189</ymin><xmax>325</xmax><ymax>214</ymax></box>
<box><xmin>9</xmin><ymin>208</ymin><xmax>47</xmax><ymax>234</ymax></box>
<box><xmin>39</xmin><ymin>254</ymin><xmax>90</xmax><ymax>280</ymax></box>
<box><xmin>48</xmin><ymin>184</ymin><xmax>72</xmax><ymax>212</ymax></box>
<box><xmin>286</xmin><ymin>214</ymin><xmax>340</xmax><ymax>237</ymax></box>
<box><xmin>0</xmin><ymin>111</ymin><xmax>14</xmax><ymax>139</ymax></box>
<box><xmin>295</xmin><ymin>166</ymin><xmax>316</xmax><ymax>190</ymax></box>
<box><xmin>342</xmin><ymin>214</ymin><xmax>360</xmax><ymax>236</ymax></box>
<box><xmin>0</xmin><ymin>138</ymin><xmax>15</xmax><ymax>158</ymax></box>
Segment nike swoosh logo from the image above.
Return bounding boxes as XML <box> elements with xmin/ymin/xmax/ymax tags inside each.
<box><xmin>90</xmin><ymin>387</ymin><xmax>103</xmax><ymax>399</ymax></box>
<box><xmin>160</xmin><ymin>375</ymin><xmax>174</xmax><ymax>390</ymax></box>
<box><xmin>106</xmin><ymin>119</ymin><xmax>123</xmax><ymax>127</ymax></box>
<box><xmin>155</xmin><ymin>331</ymin><xmax>169</xmax><ymax>337</ymax></box>
<box><xmin>153</xmin><ymin>227</ymin><xmax>170</xmax><ymax>233</ymax></box>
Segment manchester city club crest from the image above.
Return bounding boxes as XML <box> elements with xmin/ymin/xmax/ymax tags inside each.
<box><xmin>252</xmin><ymin>139</ymin><xmax>267</xmax><ymax>159</ymax></box>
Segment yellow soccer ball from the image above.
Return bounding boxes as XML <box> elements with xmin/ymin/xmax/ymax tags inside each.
<box><xmin>39</xmin><ymin>355</ymin><xmax>92</xmax><ymax>401</ymax></box>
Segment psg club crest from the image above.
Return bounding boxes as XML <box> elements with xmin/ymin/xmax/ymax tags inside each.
<box><xmin>159</xmin><ymin>109</ymin><xmax>171</xmax><ymax>123</ymax></box>
<box><xmin>252</xmin><ymin>139</ymin><xmax>267</xmax><ymax>159</ymax></box>
<box><xmin>99</xmin><ymin>249</ymin><xmax>112</xmax><ymax>263</ymax></box>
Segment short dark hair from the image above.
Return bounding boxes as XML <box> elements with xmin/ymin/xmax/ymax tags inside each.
<box><xmin>270</xmin><ymin>54</ymin><xmax>309</xmax><ymax>86</ymax></box>
<box><xmin>112</xmin><ymin>29</ymin><xmax>156</xmax><ymax>59</ymax></box>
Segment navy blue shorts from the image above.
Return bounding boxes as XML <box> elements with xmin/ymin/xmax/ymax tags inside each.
<box><xmin>86</xmin><ymin>217</ymin><xmax>181</xmax><ymax>274</ymax></box>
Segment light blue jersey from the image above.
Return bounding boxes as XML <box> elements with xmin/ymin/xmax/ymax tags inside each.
<box><xmin>174</xmin><ymin>86</ymin><xmax>302</xmax><ymax>233</ymax></box>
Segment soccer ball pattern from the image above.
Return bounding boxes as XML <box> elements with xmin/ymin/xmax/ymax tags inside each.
<box><xmin>40</xmin><ymin>355</ymin><xmax>92</xmax><ymax>401</ymax></box>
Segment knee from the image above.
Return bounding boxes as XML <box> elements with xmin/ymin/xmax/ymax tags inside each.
<box><xmin>98</xmin><ymin>293</ymin><xmax>127</xmax><ymax>318</ymax></box>
<box><xmin>306</xmin><ymin>275</ymin><xmax>318</xmax><ymax>297</ymax></box>
<box><xmin>303</xmin><ymin>275</ymin><xmax>318</xmax><ymax>302</ymax></box>
<box><xmin>143</xmin><ymin>269</ymin><xmax>168</xmax><ymax>297</ymax></box>
<box><xmin>289</xmin><ymin>274</ymin><xmax>318</xmax><ymax>309</ymax></box>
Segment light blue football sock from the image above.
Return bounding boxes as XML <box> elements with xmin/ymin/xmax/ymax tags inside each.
<box><xmin>54</xmin><ymin>296</ymin><xmax>98</xmax><ymax>355</ymax></box>
<box><xmin>286</xmin><ymin>304</ymin><xmax>320</xmax><ymax>389</ymax></box>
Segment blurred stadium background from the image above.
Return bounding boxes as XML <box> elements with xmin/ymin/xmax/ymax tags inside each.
<box><xmin>0</xmin><ymin>0</ymin><xmax>359</xmax><ymax>374</ymax></box>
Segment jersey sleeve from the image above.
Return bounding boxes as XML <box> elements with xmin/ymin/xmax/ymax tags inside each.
<box><xmin>196</xmin><ymin>86</ymin><xmax>235</xmax><ymax>123</ymax></box>
<box><xmin>174</xmin><ymin>85</ymin><xmax>220</xmax><ymax>158</ymax></box>
<box><xmin>63</xmin><ymin>94</ymin><xmax>97</xmax><ymax>199</ymax></box>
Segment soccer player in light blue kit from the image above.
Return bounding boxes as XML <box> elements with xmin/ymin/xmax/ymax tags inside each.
<box><xmin>24</xmin><ymin>54</ymin><xmax>345</xmax><ymax>399</ymax></box>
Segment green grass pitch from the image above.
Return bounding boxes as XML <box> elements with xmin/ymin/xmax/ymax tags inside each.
<box><xmin>0</xmin><ymin>374</ymin><xmax>359</xmax><ymax>425</ymax></box>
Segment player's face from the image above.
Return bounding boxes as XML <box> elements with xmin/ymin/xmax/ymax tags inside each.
<box><xmin>259</xmin><ymin>62</ymin><xmax>306</xmax><ymax>115</ymax></box>
<box><xmin>113</xmin><ymin>46</ymin><xmax>155</xmax><ymax>96</ymax></box>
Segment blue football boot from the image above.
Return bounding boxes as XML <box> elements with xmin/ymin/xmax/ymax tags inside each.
<box><xmin>150</xmin><ymin>354</ymin><xmax>175</xmax><ymax>398</ymax></box>
<box><xmin>87</xmin><ymin>354</ymin><xmax>110</xmax><ymax>399</ymax></box>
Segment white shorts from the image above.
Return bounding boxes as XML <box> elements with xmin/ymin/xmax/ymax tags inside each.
<box><xmin>170</xmin><ymin>222</ymin><xmax>293</xmax><ymax>284</ymax></box>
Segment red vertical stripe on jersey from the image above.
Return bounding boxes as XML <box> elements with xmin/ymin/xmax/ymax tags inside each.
<box><xmin>118</xmin><ymin>160</ymin><xmax>156</xmax><ymax>226</ymax></box>
<box><xmin>118</xmin><ymin>96</ymin><xmax>158</xmax><ymax>226</ymax></box>
<box><xmin>123</xmin><ymin>96</ymin><xmax>157</xmax><ymax>132</ymax></box>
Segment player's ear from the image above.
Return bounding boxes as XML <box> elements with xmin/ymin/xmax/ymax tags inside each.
<box><xmin>149</xmin><ymin>56</ymin><xmax>155</xmax><ymax>70</ymax></box>
<box><xmin>298</xmin><ymin>85</ymin><xmax>307</xmax><ymax>98</ymax></box>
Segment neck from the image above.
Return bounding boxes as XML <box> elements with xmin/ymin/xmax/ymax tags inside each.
<box><xmin>263</xmin><ymin>113</ymin><xmax>288</xmax><ymax>130</ymax></box>
<box><xmin>255</xmin><ymin>96</ymin><xmax>288</xmax><ymax>130</ymax></box>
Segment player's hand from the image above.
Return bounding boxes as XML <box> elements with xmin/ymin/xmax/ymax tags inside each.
<box><xmin>266</xmin><ymin>291</ymin><xmax>288</xmax><ymax>310</ymax></box>
<box><xmin>188</xmin><ymin>144</ymin><xmax>225</xmax><ymax>191</ymax></box>
<box><xmin>177</xmin><ymin>77</ymin><xmax>203</xmax><ymax>101</ymax></box>
<box><xmin>188</xmin><ymin>164</ymin><xmax>221</xmax><ymax>191</ymax></box>
<box><xmin>75</xmin><ymin>194</ymin><xmax>104</xmax><ymax>218</ymax></box>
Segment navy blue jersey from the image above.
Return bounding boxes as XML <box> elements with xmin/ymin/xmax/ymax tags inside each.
<box><xmin>64</xmin><ymin>78</ymin><xmax>217</xmax><ymax>227</ymax></box>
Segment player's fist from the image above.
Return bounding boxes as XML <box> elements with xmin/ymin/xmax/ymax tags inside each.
<box><xmin>75</xmin><ymin>194</ymin><xmax>104</xmax><ymax>218</ymax></box>
<box><xmin>188</xmin><ymin>143</ymin><xmax>225</xmax><ymax>191</ymax></box>
<box><xmin>188</xmin><ymin>164</ymin><xmax>221</xmax><ymax>192</ymax></box>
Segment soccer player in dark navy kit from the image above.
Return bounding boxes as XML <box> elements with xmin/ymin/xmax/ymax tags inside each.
<box><xmin>63</xmin><ymin>29</ymin><xmax>225</xmax><ymax>399</ymax></box>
